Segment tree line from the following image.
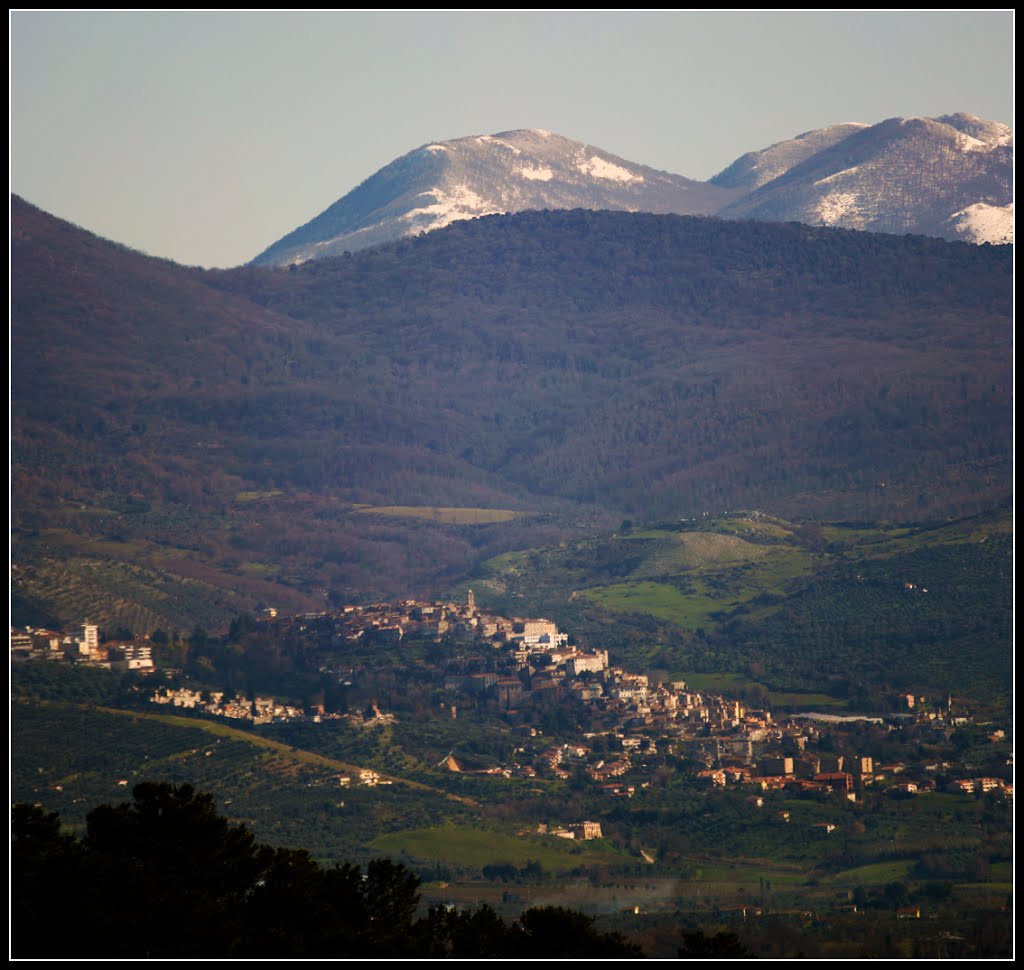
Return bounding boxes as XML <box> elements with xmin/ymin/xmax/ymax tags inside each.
<box><xmin>12</xmin><ymin>782</ymin><xmax>644</xmax><ymax>959</ymax></box>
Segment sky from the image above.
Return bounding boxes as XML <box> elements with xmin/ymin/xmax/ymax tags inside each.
<box><xmin>10</xmin><ymin>10</ymin><xmax>1014</xmax><ymax>268</ymax></box>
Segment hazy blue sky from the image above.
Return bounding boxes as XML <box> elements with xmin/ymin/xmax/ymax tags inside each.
<box><xmin>11</xmin><ymin>10</ymin><xmax>1014</xmax><ymax>268</ymax></box>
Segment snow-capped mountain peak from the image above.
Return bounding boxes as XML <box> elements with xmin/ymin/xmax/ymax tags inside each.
<box><xmin>709</xmin><ymin>122</ymin><xmax>869</xmax><ymax>191</ymax></box>
<box><xmin>252</xmin><ymin>115</ymin><xmax>1012</xmax><ymax>266</ymax></box>
<box><xmin>715</xmin><ymin>114</ymin><xmax>1013</xmax><ymax>244</ymax></box>
<box><xmin>251</xmin><ymin>129</ymin><xmax>739</xmax><ymax>266</ymax></box>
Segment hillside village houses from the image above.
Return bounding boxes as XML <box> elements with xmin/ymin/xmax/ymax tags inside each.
<box><xmin>12</xmin><ymin>590</ymin><xmax>1011</xmax><ymax>804</ymax></box>
<box><xmin>215</xmin><ymin>595</ymin><xmax>1010</xmax><ymax>802</ymax></box>
<box><xmin>10</xmin><ymin>621</ymin><xmax>154</xmax><ymax>672</ymax></box>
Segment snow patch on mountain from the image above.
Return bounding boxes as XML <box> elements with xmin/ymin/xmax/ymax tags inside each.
<box><xmin>814</xmin><ymin>166</ymin><xmax>861</xmax><ymax>186</ymax></box>
<box><xmin>478</xmin><ymin>134</ymin><xmax>522</xmax><ymax>155</ymax></box>
<box><xmin>578</xmin><ymin>156</ymin><xmax>643</xmax><ymax>183</ymax></box>
<box><xmin>709</xmin><ymin>123</ymin><xmax>868</xmax><ymax>191</ymax></box>
<box><xmin>936</xmin><ymin>113</ymin><xmax>1013</xmax><ymax>148</ymax></box>
<box><xmin>517</xmin><ymin>164</ymin><xmax>555</xmax><ymax>181</ymax></box>
<box><xmin>947</xmin><ymin>202</ymin><xmax>1014</xmax><ymax>245</ymax></box>
<box><xmin>401</xmin><ymin>184</ymin><xmax>498</xmax><ymax>230</ymax></box>
<box><xmin>957</xmin><ymin>133</ymin><xmax>993</xmax><ymax>152</ymax></box>
<box><xmin>815</xmin><ymin>192</ymin><xmax>860</xmax><ymax>224</ymax></box>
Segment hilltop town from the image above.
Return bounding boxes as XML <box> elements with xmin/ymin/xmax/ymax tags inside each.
<box><xmin>11</xmin><ymin>591</ymin><xmax>1011</xmax><ymax>806</ymax></box>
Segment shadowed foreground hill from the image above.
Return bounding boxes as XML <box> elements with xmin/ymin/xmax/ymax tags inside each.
<box><xmin>12</xmin><ymin>782</ymin><xmax>643</xmax><ymax>959</ymax></box>
<box><xmin>12</xmin><ymin>197</ymin><xmax>1012</xmax><ymax>624</ymax></box>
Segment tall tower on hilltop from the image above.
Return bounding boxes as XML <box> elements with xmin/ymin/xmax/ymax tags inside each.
<box><xmin>467</xmin><ymin>589</ymin><xmax>476</xmax><ymax>613</ymax></box>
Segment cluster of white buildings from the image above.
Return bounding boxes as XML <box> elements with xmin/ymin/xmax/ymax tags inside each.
<box><xmin>947</xmin><ymin>777</ymin><xmax>1012</xmax><ymax>796</ymax></box>
<box><xmin>310</xmin><ymin>592</ymin><xmax>573</xmax><ymax>656</ymax></box>
<box><xmin>11</xmin><ymin>622</ymin><xmax>153</xmax><ymax>672</ymax></box>
<box><xmin>150</xmin><ymin>687</ymin><xmax>320</xmax><ymax>724</ymax></box>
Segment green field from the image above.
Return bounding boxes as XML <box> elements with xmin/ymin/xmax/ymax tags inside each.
<box><xmin>765</xmin><ymin>691</ymin><xmax>847</xmax><ymax>709</ymax></box>
<box><xmin>234</xmin><ymin>490</ymin><xmax>284</xmax><ymax>503</ymax></box>
<box><xmin>712</xmin><ymin>517</ymin><xmax>795</xmax><ymax>540</ymax></box>
<box><xmin>622</xmin><ymin>530</ymin><xmax>775</xmax><ymax>568</ymax></box>
<box><xmin>670</xmin><ymin>532</ymin><xmax>773</xmax><ymax>567</ymax></box>
<box><xmin>579</xmin><ymin>558</ymin><xmax>807</xmax><ymax>631</ymax></box>
<box><xmin>679</xmin><ymin>673</ymin><xmax>844</xmax><ymax>710</ymax></box>
<box><xmin>371</xmin><ymin>825</ymin><xmax>626</xmax><ymax>871</ymax></box>
<box><xmin>824</xmin><ymin>860</ymin><xmax>916</xmax><ymax>885</ymax></box>
<box><xmin>580</xmin><ymin>581</ymin><xmax>721</xmax><ymax>630</ymax></box>
<box><xmin>354</xmin><ymin>506</ymin><xmax>524</xmax><ymax>524</ymax></box>
<box><xmin>574</xmin><ymin>525</ymin><xmax>815</xmax><ymax>631</ymax></box>
<box><xmin>678</xmin><ymin>672</ymin><xmax>750</xmax><ymax>692</ymax></box>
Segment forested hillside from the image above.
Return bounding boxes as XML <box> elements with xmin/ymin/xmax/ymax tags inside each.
<box><xmin>465</xmin><ymin>509</ymin><xmax>1012</xmax><ymax>709</ymax></box>
<box><xmin>12</xmin><ymin>198</ymin><xmax>1012</xmax><ymax>628</ymax></box>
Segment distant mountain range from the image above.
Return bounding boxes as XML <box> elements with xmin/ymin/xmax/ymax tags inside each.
<box><xmin>714</xmin><ymin>113</ymin><xmax>1013</xmax><ymax>245</ymax></box>
<box><xmin>251</xmin><ymin>129</ymin><xmax>739</xmax><ymax>266</ymax></box>
<box><xmin>252</xmin><ymin>114</ymin><xmax>1012</xmax><ymax>265</ymax></box>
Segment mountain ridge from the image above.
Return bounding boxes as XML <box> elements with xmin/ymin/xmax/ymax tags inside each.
<box><xmin>253</xmin><ymin>114</ymin><xmax>1012</xmax><ymax>264</ymax></box>
<box><xmin>717</xmin><ymin>113</ymin><xmax>1013</xmax><ymax>243</ymax></box>
<box><xmin>252</xmin><ymin>128</ymin><xmax>738</xmax><ymax>266</ymax></box>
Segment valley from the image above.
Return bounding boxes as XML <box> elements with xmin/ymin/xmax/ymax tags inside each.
<box><xmin>11</xmin><ymin>10</ymin><xmax>1013</xmax><ymax>956</ymax></box>
<box><xmin>11</xmin><ymin>193</ymin><xmax>1013</xmax><ymax>959</ymax></box>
